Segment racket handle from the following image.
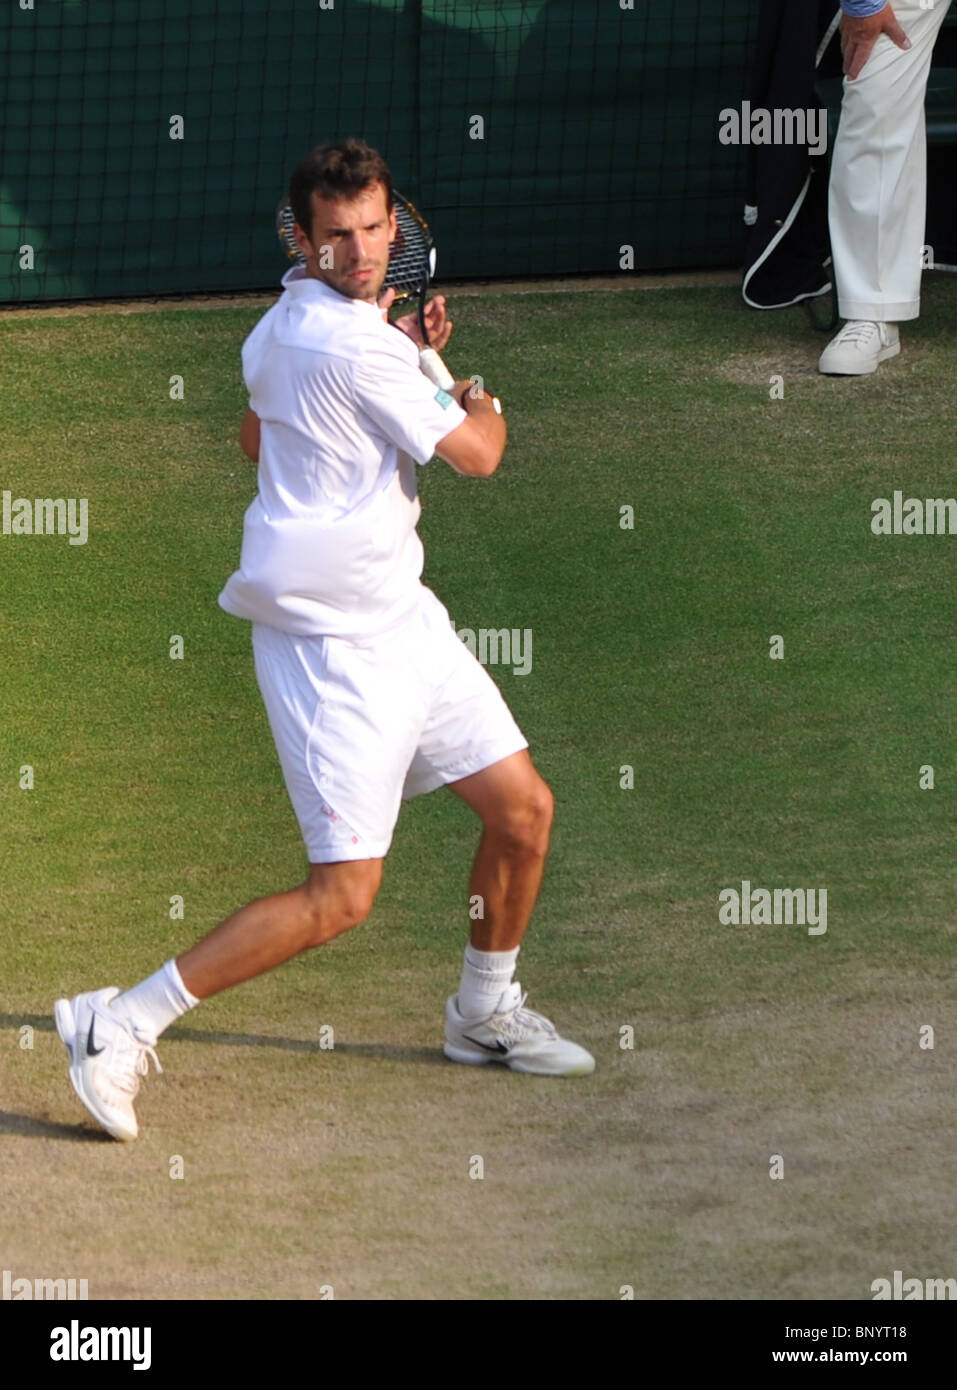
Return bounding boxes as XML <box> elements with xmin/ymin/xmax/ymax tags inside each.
<box><xmin>418</xmin><ymin>347</ymin><xmax>455</xmax><ymax>392</ymax></box>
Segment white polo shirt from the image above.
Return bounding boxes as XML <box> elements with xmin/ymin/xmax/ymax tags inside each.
<box><xmin>218</xmin><ymin>267</ymin><xmax>466</xmax><ymax>640</ymax></box>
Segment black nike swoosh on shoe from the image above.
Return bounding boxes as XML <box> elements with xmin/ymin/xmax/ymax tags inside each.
<box><xmin>87</xmin><ymin>1017</ymin><xmax>105</xmax><ymax>1057</ymax></box>
<box><xmin>462</xmin><ymin>1034</ymin><xmax>510</xmax><ymax>1055</ymax></box>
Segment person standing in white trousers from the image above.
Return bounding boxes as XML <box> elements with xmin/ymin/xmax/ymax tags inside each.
<box><xmin>820</xmin><ymin>0</ymin><xmax>953</xmax><ymax>374</ymax></box>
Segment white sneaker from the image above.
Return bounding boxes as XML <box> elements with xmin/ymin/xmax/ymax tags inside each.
<box><xmin>444</xmin><ymin>982</ymin><xmax>595</xmax><ymax>1076</ymax></box>
<box><xmin>818</xmin><ymin>320</ymin><xmax>901</xmax><ymax>375</ymax></box>
<box><xmin>54</xmin><ymin>987</ymin><xmax>162</xmax><ymax>1141</ymax></box>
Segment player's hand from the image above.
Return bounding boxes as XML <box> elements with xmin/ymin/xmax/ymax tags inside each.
<box><xmin>841</xmin><ymin>2</ymin><xmax>910</xmax><ymax>81</ymax></box>
<box><xmin>377</xmin><ymin>285</ymin><xmax>397</xmax><ymax>316</ymax></box>
<box><xmin>450</xmin><ymin>378</ymin><xmax>499</xmax><ymax>412</ymax></box>
<box><xmin>380</xmin><ymin>290</ymin><xmax>453</xmax><ymax>352</ymax></box>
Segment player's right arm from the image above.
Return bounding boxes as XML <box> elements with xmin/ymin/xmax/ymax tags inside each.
<box><xmin>239</xmin><ymin>407</ymin><xmax>260</xmax><ymax>462</ymax></box>
<box><xmin>435</xmin><ymin>381</ymin><xmax>506</xmax><ymax>479</ymax></box>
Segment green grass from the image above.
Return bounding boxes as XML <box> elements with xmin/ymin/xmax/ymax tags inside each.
<box><xmin>1</xmin><ymin>278</ymin><xmax>955</xmax><ymax>1299</ymax></box>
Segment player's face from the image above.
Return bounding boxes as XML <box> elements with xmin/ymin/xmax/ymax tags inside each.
<box><xmin>295</xmin><ymin>184</ymin><xmax>396</xmax><ymax>302</ymax></box>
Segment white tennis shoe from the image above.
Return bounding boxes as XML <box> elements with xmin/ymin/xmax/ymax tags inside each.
<box><xmin>444</xmin><ymin>982</ymin><xmax>595</xmax><ymax>1076</ymax></box>
<box><xmin>54</xmin><ymin>986</ymin><xmax>162</xmax><ymax>1142</ymax></box>
<box><xmin>818</xmin><ymin>320</ymin><xmax>901</xmax><ymax>375</ymax></box>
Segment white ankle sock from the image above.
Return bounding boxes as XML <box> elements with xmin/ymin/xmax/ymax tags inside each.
<box><xmin>113</xmin><ymin>959</ymin><xmax>199</xmax><ymax>1044</ymax></box>
<box><xmin>458</xmin><ymin>945</ymin><xmax>519</xmax><ymax>1019</ymax></box>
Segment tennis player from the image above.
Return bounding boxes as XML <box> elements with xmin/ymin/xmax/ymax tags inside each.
<box><xmin>54</xmin><ymin>139</ymin><xmax>595</xmax><ymax>1142</ymax></box>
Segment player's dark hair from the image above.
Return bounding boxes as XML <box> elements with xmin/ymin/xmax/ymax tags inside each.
<box><xmin>288</xmin><ymin>139</ymin><xmax>394</xmax><ymax>242</ymax></box>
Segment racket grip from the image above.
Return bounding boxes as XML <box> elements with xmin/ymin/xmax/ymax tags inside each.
<box><xmin>418</xmin><ymin>347</ymin><xmax>455</xmax><ymax>392</ymax></box>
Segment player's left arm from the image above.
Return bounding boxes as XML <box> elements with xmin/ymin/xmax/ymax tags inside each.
<box><xmin>353</xmin><ymin>337</ymin><xmax>470</xmax><ymax>468</ymax></box>
<box><xmin>239</xmin><ymin>407</ymin><xmax>260</xmax><ymax>462</ymax></box>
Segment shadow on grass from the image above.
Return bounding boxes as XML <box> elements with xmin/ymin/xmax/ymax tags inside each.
<box><xmin>0</xmin><ymin>1111</ymin><xmax>112</xmax><ymax>1142</ymax></box>
<box><xmin>0</xmin><ymin>1013</ymin><xmax>445</xmax><ymax>1065</ymax></box>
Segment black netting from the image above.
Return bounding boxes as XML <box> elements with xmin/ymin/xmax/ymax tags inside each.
<box><xmin>0</xmin><ymin>0</ymin><xmax>758</xmax><ymax>303</ymax></box>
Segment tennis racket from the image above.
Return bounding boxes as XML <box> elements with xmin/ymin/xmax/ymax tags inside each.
<box><xmin>275</xmin><ymin>193</ymin><xmax>455</xmax><ymax>391</ymax></box>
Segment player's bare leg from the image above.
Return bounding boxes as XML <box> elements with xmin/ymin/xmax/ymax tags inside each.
<box><xmin>54</xmin><ymin>859</ymin><xmax>383</xmax><ymax>1140</ymax></box>
<box><xmin>443</xmin><ymin>749</ymin><xmax>594</xmax><ymax>1075</ymax></box>
<box><xmin>448</xmin><ymin>749</ymin><xmax>554</xmax><ymax>952</ymax></box>
<box><xmin>176</xmin><ymin>858</ymin><xmax>384</xmax><ymax>999</ymax></box>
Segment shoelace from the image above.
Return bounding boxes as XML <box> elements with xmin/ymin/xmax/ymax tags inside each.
<box><xmin>98</xmin><ymin>1015</ymin><xmax>163</xmax><ymax>1096</ymax></box>
<box><xmin>491</xmin><ymin>990</ymin><xmax>559</xmax><ymax>1043</ymax></box>
<box><xmin>837</xmin><ymin>320</ymin><xmax>881</xmax><ymax>346</ymax></box>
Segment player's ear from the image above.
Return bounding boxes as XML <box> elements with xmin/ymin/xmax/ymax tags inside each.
<box><xmin>292</xmin><ymin>222</ymin><xmax>313</xmax><ymax>260</ymax></box>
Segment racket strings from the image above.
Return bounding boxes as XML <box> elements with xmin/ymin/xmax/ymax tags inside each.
<box><xmin>387</xmin><ymin>206</ymin><xmax>431</xmax><ymax>297</ymax></box>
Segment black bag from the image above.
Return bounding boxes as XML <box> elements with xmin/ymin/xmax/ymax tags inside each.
<box><xmin>742</xmin><ymin>2</ymin><xmax>843</xmax><ymax>318</ymax></box>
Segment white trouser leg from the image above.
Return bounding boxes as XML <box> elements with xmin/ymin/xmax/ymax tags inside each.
<box><xmin>829</xmin><ymin>0</ymin><xmax>951</xmax><ymax>322</ymax></box>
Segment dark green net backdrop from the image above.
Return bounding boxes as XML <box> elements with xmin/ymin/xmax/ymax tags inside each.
<box><xmin>0</xmin><ymin>0</ymin><xmax>758</xmax><ymax>303</ymax></box>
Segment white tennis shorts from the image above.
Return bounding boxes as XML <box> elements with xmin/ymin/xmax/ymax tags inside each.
<box><xmin>251</xmin><ymin>585</ymin><xmax>529</xmax><ymax>862</ymax></box>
